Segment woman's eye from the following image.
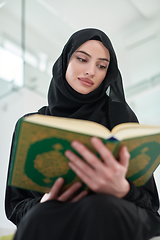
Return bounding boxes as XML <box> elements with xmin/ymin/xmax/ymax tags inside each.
<box><xmin>98</xmin><ymin>65</ymin><xmax>107</xmax><ymax>69</ymax></box>
<box><xmin>77</xmin><ymin>57</ymin><xmax>86</xmax><ymax>62</ymax></box>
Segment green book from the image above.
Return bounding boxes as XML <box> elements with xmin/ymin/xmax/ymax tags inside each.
<box><xmin>8</xmin><ymin>114</ymin><xmax>160</xmax><ymax>193</ymax></box>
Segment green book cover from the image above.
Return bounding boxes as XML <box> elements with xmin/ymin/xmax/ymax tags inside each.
<box><xmin>8</xmin><ymin>114</ymin><xmax>160</xmax><ymax>193</ymax></box>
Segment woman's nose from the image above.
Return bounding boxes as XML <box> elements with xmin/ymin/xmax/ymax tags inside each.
<box><xmin>85</xmin><ymin>63</ymin><xmax>95</xmax><ymax>78</ymax></box>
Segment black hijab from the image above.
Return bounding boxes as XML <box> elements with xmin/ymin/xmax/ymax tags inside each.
<box><xmin>38</xmin><ymin>28</ymin><xmax>138</xmax><ymax>129</ymax></box>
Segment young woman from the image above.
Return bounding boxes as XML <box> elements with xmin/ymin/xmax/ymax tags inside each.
<box><xmin>5</xmin><ymin>28</ymin><xmax>160</xmax><ymax>240</ymax></box>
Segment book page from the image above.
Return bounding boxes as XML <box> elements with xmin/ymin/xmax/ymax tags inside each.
<box><xmin>112</xmin><ymin>123</ymin><xmax>160</xmax><ymax>140</ymax></box>
<box><xmin>24</xmin><ymin>114</ymin><xmax>112</xmax><ymax>139</ymax></box>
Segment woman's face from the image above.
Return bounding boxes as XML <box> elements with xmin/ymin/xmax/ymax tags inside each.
<box><xmin>65</xmin><ymin>40</ymin><xmax>110</xmax><ymax>94</ymax></box>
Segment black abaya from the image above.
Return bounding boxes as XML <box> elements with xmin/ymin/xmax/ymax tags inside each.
<box><xmin>13</xmin><ymin>194</ymin><xmax>160</xmax><ymax>240</ymax></box>
<box><xmin>5</xmin><ymin>28</ymin><xmax>160</xmax><ymax>239</ymax></box>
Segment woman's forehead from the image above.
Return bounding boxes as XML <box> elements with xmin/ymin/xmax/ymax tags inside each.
<box><xmin>75</xmin><ymin>40</ymin><xmax>110</xmax><ymax>59</ymax></box>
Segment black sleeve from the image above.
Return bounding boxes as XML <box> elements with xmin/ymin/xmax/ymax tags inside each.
<box><xmin>5</xmin><ymin>186</ymin><xmax>42</xmax><ymax>226</ymax></box>
<box><xmin>124</xmin><ymin>177</ymin><xmax>159</xmax><ymax>212</ymax></box>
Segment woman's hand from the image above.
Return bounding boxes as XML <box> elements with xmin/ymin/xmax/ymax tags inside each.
<box><xmin>40</xmin><ymin>178</ymin><xmax>88</xmax><ymax>203</ymax></box>
<box><xmin>65</xmin><ymin>137</ymin><xmax>130</xmax><ymax>198</ymax></box>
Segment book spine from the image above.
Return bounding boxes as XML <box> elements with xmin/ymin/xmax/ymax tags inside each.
<box><xmin>8</xmin><ymin>118</ymin><xmax>23</xmax><ymax>185</ymax></box>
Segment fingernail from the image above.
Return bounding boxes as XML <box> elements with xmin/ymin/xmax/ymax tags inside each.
<box><xmin>91</xmin><ymin>137</ymin><xmax>100</xmax><ymax>144</ymax></box>
<box><xmin>57</xmin><ymin>177</ymin><xmax>63</xmax><ymax>182</ymax></box>
<box><xmin>124</xmin><ymin>146</ymin><xmax>128</xmax><ymax>151</ymax></box>
<box><xmin>76</xmin><ymin>182</ymin><xmax>82</xmax><ymax>188</ymax></box>
<box><xmin>71</xmin><ymin>140</ymin><xmax>78</xmax><ymax>147</ymax></box>
<box><xmin>91</xmin><ymin>137</ymin><xmax>97</xmax><ymax>141</ymax></box>
<box><xmin>65</xmin><ymin>150</ymin><xmax>71</xmax><ymax>157</ymax></box>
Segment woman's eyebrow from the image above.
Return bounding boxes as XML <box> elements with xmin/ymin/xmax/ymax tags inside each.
<box><xmin>98</xmin><ymin>57</ymin><xmax>110</xmax><ymax>62</ymax></box>
<box><xmin>76</xmin><ymin>50</ymin><xmax>91</xmax><ymax>57</ymax></box>
<box><xmin>76</xmin><ymin>50</ymin><xmax>110</xmax><ymax>62</ymax></box>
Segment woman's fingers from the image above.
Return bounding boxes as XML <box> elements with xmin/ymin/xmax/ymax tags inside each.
<box><xmin>71</xmin><ymin>190</ymin><xmax>88</xmax><ymax>202</ymax></box>
<box><xmin>68</xmin><ymin>160</ymin><xmax>95</xmax><ymax>188</ymax></box>
<box><xmin>41</xmin><ymin>139</ymin><xmax>130</xmax><ymax>204</ymax></box>
<box><xmin>69</xmin><ymin>140</ymin><xmax>104</xmax><ymax>170</ymax></box>
<box><xmin>65</xmin><ymin>139</ymin><xmax>117</xmax><ymax>188</ymax></box>
<box><xmin>65</xmin><ymin>149</ymin><xmax>96</xmax><ymax>177</ymax></box>
<box><xmin>119</xmin><ymin>145</ymin><xmax>130</xmax><ymax>168</ymax></box>
<box><xmin>58</xmin><ymin>181</ymin><xmax>83</xmax><ymax>202</ymax></box>
<box><xmin>49</xmin><ymin>177</ymin><xmax>65</xmax><ymax>199</ymax></box>
<box><xmin>40</xmin><ymin>178</ymin><xmax>64</xmax><ymax>203</ymax></box>
<box><xmin>71</xmin><ymin>138</ymin><xmax>118</xmax><ymax>170</ymax></box>
<box><xmin>90</xmin><ymin>137</ymin><xmax>118</xmax><ymax>167</ymax></box>
<box><xmin>65</xmin><ymin>138</ymin><xmax>131</xmax><ymax>198</ymax></box>
<box><xmin>41</xmin><ymin>178</ymin><xmax>87</xmax><ymax>203</ymax></box>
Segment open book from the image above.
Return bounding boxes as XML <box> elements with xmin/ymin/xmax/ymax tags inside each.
<box><xmin>8</xmin><ymin>114</ymin><xmax>160</xmax><ymax>193</ymax></box>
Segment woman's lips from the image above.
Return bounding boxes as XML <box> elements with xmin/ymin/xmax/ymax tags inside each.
<box><xmin>78</xmin><ymin>78</ymin><xmax>94</xmax><ymax>87</ymax></box>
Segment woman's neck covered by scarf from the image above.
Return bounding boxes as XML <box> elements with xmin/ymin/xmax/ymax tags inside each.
<box><xmin>38</xmin><ymin>28</ymin><xmax>138</xmax><ymax>130</ymax></box>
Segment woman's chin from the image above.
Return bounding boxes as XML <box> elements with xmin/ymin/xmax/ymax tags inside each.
<box><xmin>75</xmin><ymin>88</ymin><xmax>93</xmax><ymax>95</ymax></box>
<box><xmin>73</xmin><ymin>85</ymin><xmax>95</xmax><ymax>95</ymax></box>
